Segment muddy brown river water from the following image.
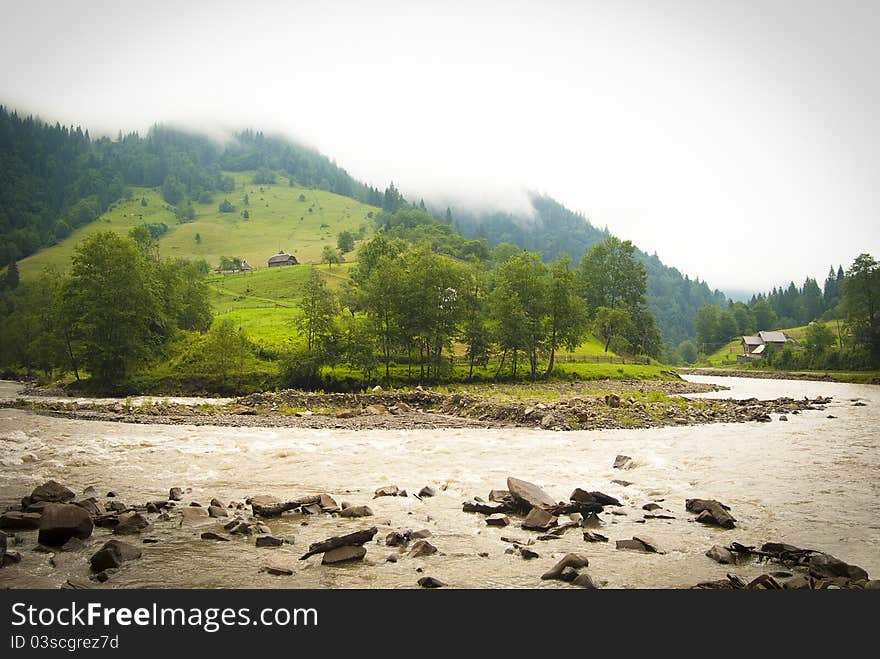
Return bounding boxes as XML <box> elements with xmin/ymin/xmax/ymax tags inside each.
<box><xmin>0</xmin><ymin>376</ymin><xmax>877</xmax><ymax>589</ymax></box>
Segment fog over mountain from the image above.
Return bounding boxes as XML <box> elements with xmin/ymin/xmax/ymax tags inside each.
<box><xmin>2</xmin><ymin>0</ymin><xmax>879</xmax><ymax>290</ymax></box>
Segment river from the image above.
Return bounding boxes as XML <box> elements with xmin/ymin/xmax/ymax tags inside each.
<box><xmin>0</xmin><ymin>376</ymin><xmax>877</xmax><ymax>589</ymax></box>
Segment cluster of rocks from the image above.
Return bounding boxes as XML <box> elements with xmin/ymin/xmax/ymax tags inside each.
<box><xmin>9</xmin><ymin>379</ymin><xmax>837</xmax><ymax>433</ymax></box>
<box><xmin>697</xmin><ymin>541</ymin><xmax>877</xmax><ymax>589</ymax></box>
<box><xmin>1</xmin><ymin>478</ymin><xmax>450</xmax><ymax>589</ymax></box>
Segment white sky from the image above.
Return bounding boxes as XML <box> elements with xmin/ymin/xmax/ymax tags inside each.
<box><xmin>2</xmin><ymin>0</ymin><xmax>878</xmax><ymax>292</ymax></box>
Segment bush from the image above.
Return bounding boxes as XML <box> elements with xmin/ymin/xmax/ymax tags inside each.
<box><xmin>219</xmin><ymin>199</ymin><xmax>235</xmax><ymax>213</ymax></box>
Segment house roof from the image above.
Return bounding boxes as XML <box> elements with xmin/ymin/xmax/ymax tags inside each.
<box><xmin>742</xmin><ymin>336</ymin><xmax>763</xmax><ymax>345</ymax></box>
<box><xmin>758</xmin><ymin>331</ymin><xmax>788</xmax><ymax>343</ymax></box>
<box><xmin>268</xmin><ymin>252</ymin><xmax>296</xmax><ymax>263</ymax></box>
<box><xmin>752</xmin><ymin>344</ymin><xmax>766</xmax><ymax>354</ymax></box>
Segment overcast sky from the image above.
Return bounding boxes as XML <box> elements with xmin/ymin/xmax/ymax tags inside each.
<box><xmin>2</xmin><ymin>0</ymin><xmax>878</xmax><ymax>292</ymax></box>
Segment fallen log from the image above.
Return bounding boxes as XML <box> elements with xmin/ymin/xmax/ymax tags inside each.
<box><xmin>299</xmin><ymin>527</ymin><xmax>378</xmax><ymax>560</ymax></box>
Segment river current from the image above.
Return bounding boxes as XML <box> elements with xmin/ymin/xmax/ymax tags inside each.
<box><xmin>0</xmin><ymin>376</ymin><xmax>877</xmax><ymax>589</ymax></box>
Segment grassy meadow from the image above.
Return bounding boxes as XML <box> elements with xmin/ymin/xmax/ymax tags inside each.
<box><xmin>17</xmin><ymin>172</ymin><xmax>377</xmax><ymax>280</ymax></box>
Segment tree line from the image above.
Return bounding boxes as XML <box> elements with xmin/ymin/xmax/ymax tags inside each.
<box><xmin>285</xmin><ymin>232</ymin><xmax>661</xmax><ymax>387</ymax></box>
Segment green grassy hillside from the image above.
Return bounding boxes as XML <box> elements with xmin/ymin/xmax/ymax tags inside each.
<box><xmin>17</xmin><ymin>172</ymin><xmax>377</xmax><ymax>280</ymax></box>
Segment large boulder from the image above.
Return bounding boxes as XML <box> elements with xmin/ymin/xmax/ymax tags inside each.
<box><xmin>89</xmin><ymin>540</ymin><xmax>142</xmax><ymax>572</ymax></box>
<box><xmin>507</xmin><ymin>477</ymin><xmax>556</xmax><ymax>510</ymax></box>
<box><xmin>25</xmin><ymin>480</ymin><xmax>75</xmax><ymax>507</ymax></box>
<box><xmin>38</xmin><ymin>503</ymin><xmax>93</xmax><ymax>546</ymax></box>
<box><xmin>0</xmin><ymin>511</ymin><xmax>42</xmax><ymax>530</ymax></box>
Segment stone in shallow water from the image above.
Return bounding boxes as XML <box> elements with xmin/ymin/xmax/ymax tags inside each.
<box><xmin>339</xmin><ymin>506</ymin><xmax>374</xmax><ymax>518</ymax></box>
<box><xmin>507</xmin><ymin>477</ymin><xmax>556</xmax><ymax>510</ymax></box>
<box><xmin>706</xmin><ymin>545</ymin><xmax>736</xmax><ymax>565</ymax></box>
<box><xmin>0</xmin><ymin>512</ymin><xmax>42</xmax><ymax>530</ymax></box>
<box><xmin>522</xmin><ymin>507</ymin><xmax>557</xmax><ymax>531</ymax></box>
<box><xmin>255</xmin><ymin>536</ymin><xmax>284</xmax><ymax>548</ymax></box>
<box><xmin>90</xmin><ymin>540</ymin><xmax>142</xmax><ymax>572</ymax></box>
<box><xmin>38</xmin><ymin>504</ymin><xmax>93</xmax><ymax>547</ymax></box>
<box><xmin>417</xmin><ymin>576</ymin><xmax>446</xmax><ymax>588</ymax></box>
<box><xmin>322</xmin><ymin>545</ymin><xmax>366</xmax><ymax>564</ymax></box>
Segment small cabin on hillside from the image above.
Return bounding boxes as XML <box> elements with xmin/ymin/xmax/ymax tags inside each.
<box><xmin>240</xmin><ymin>260</ymin><xmax>255</xmax><ymax>272</ymax></box>
<box><xmin>740</xmin><ymin>331</ymin><xmax>796</xmax><ymax>360</ymax></box>
<box><xmin>268</xmin><ymin>251</ymin><xmax>298</xmax><ymax>268</ymax></box>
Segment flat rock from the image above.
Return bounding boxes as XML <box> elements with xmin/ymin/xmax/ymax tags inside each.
<box><xmin>0</xmin><ymin>511</ymin><xmax>42</xmax><ymax>530</ymax></box>
<box><xmin>616</xmin><ymin>535</ymin><xmax>665</xmax><ymax>554</ymax></box>
<box><xmin>339</xmin><ymin>505</ymin><xmax>374</xmax><ymax>518</ymax></box>
<box><xmin>38</xmin><ymin>503</ymin><xmax>93</xmax><ymax>546</ymax></box>
<box><xmin>255</xmin><ymin>536</ymin><xmax>284</xmax><ymax>548</ymax></box>
<box><xmin>322</xmin><ymin>545</ymin><xmax>366</xmax><ymax>564</ymax></box>
<box><xmin>522</xmin><ymin>507</ymin><xmax>557</xmax><ymax>531</ymax></box>
<box><xmin>485</xmin><ymin>514</ymin><xmax>510</xmax><ymax>527</ymax></box>
<box><xmin>542</xmin><ymin>553</ymin><xmax>590</xmax><ymax>580</ymax></box>
<box><xmin>200</xmin><ymin>532</ymin><xmax>229</xmax><ymax>541</ymax></box>
<box><xmin>507</xmin><ymin>477</ymin><xmax>556</xmax><ymax>510</ymax></box>
<box><xmin>374</xmin><ymin>485</ymin><xmax>401</xmax><ymax>498</ymax></box>
<box><xmin>178</xmin><ymin>507</ymin><xmax>210</xmax><ymax>526</ymax></box>
<box><xmin>583</xmin><ymin>531</ymin><xmax>608</xmax><ymax>543</ymax></box>
<box><xmin>519</xmin><ymin>547</ymin><xmax>540</xmax><ymax>559</ymax></box>
<box><xmin>706</xmin><ymin>545</ymin><xmax>736</xmax><ymax>564</ymax></box>
<box><xmin>807</xmin><ymin>553</ymin><xmax>869</xmax><ymax>582</ymax></box>
<box><xmin>642</xmin><ymin>503</ymin><xmax>662</xmax><ymax>511</ymax></box>
<box><xmin>261</xmin><ymin>566</ymin><xmax>293</xmax><ymax>576</ymax></box>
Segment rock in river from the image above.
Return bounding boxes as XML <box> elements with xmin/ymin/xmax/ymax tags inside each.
<box><xmin>686</xmin><ymin>499</ymin><xmax>736</xmax><ymax>529</ymax></box>
<box><xmin>507</xmin><ymin>477</ymin><xmax>556</xmax><ymax>511</ymax></box>
<box><xmin>322</xmin><ymin>545</ymin><xmax>366</xmax><ymax>564</ymax></box>
<box><xmin>256</xmin><ymin>536</ymin><xmax>284</xmax><ymax>548</ymax></box>
<box><xmin>90</xmin><ymin>540</ymin><xmax>142</xmax><ymax>572</ymax></box>
<box><xmin>541</xmin><ymin>553</ymin><xmax>591</xmax><ymax>580</ymax></box>
<box><xmin>616</xmin><ymin>536</ymin><xmax>665</xmax><ymax>554</ymax></box>
<box><xmin>706</xmin><ymin>545</ymin><xmax>736</xmax><ymax>565</ymax></box>
<box><xmin>485</xmin><ymin>514</ymin><xmax>510</xmax><ymax>527</ymax></box>
<box><xmin>339</xmin><ymin>505</ymin><xmax>374</xmax><ymax>518</ymax></box>
<box><xmin>0</xmin><ymin>512</ymin><xmax>42</xmax><ymax>531</ymax></box>
<box><xmin>613</xmin><ymin>454</ymin><xmax>633</xmax><ymax>469</ymax></box>
<box><xmin>169</xmin><ymin>487</ymin><xmax>184</xmax><ymax>501</ymax></box>
<box><xmin>409</xmin><ymin>540</ymin><xmax>438</xmax><ymax>557</ymax></box>
<box><xmin>417</xmin><ymin>576</ymin><xmax>446</xmax><ymax>588</ymax></box>
<box><xmin>25</xmin><ymin>480</ymin><xmax>76</xmax><ymax>507</ymax></box>
<box><xmin>522</xmin><ymin>507</ymin><xmax>557</xmax><ymax>531</ymax></box>
<box><xmin>113</xmin><ymin>512</ymin><xmax>151</xmax><ymax>535</ymax></box>
<box><xmin>38</xmin><ymin>504</ymin><xmax>93</xmax><ymax>547</ymax></box>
